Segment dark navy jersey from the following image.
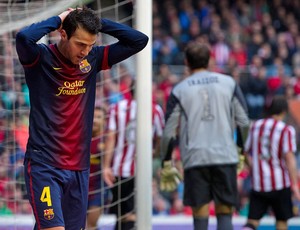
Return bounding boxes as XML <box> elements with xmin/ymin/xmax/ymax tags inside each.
<box><xmin>16</xmin><ymin>16</ymin><xmax>148</xmax><ymax>170</ymax></box>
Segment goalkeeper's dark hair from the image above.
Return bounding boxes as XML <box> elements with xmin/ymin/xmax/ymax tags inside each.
<box><xmin>263</xmin><ymin>95</ymin><xmax>289</xmax><ymax>117</ymax></box>
<box><xmin>62</xmin><ymin>6</ymin><xmax>101</xmax><ymax>39</ymax></box>
<box><xmin>184</xmin><ymin>42</ymin><xmax>210</xmax><ymax>70</ymax></box>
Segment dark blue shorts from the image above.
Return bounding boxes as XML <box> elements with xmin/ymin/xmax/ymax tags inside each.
<box><xmin>24</xmin><ymin>158</ymin><xmax>89</xmax><ymax>230</ymax></box>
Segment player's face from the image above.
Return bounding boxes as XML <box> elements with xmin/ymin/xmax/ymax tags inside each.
<box><xmin>93</xmin><ymin>108</ymin><xmax>105</xmax><ymax>135</ymax></box>
<box><xmin>61</xmin><ymin>26</ymin><xmax>97</xmax><ymax>65</ymax></box>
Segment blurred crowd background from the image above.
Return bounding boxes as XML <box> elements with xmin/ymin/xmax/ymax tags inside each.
<box><xmin>1</xmin><ymin>0</ymin><xmax>300</xmax><ymax>220</ymax></box>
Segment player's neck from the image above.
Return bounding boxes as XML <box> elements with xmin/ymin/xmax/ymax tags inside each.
<box><xmin>191</xmin><ymin>68</ymin><xmax>207</xmax><ymax>74</ymax></box>
<box><xmin>271</xmin><ymin>112</ymin><xmax>286</xmax><ymax>121</ymax></box>
<box><xmin>57</xmin><ymin>42</ymin><xmax>67</xmax><ymax>60</ymax></box>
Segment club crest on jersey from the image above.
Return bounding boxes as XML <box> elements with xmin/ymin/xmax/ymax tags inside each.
<box><xmin>44</xmin><ymin>208</ymin><xmax>54</xmax><ymax>220</ymax></box>
<box><xmin>79</xmin><ymin>59</ymin><xmax>91</xmax><ymax>73</ymax></box>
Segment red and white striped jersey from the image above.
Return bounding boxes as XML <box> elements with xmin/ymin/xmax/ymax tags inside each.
<box><xmin>107</xmin><ymin>99</ymin><xmax>164</xmax><ymax>177</ymax></box>
<box><xmin>244</xmin><ymin>118</ymin><xmax>297</xmax><ymax>192</ymax></box>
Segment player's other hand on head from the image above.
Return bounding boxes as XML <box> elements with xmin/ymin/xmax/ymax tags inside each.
<box><xmin>103</xmin><ymin>167</ymin><xmax>115</xmax><ymax>187</ymax></box>
<box><xmin>58</xmin><ymin>8</ymin><xmax>74</xmax><ymax>26</ymax></box>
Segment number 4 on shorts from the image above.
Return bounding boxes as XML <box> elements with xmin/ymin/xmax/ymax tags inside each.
<box><xmin>40</xmin><ymin>186</ymin><xmax>52</xmax><ymax>207</ymax></box>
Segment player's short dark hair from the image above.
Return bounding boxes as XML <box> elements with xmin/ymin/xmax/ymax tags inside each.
<box><xmin>184</xmin><ymin>42</ymin><xmax>210</xmax><ymax>70</ymax></box>
<box><xmin>264</xmin><ymin>95</ymin><xmax>289</xmax><ymax>116</ymax></box>
<box><xmin>62</xmin><ymin>7</ymin><xmax>101</xmax><ymax>39</ymax></box>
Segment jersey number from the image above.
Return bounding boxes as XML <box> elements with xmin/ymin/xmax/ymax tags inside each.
<box><xmin>201</xmin><ymin>89</ymin><xmax>214</xmax><ymax>121</ymax></box>
<box><xmin>40</xmin><ymin>186</ymin><xmax>52</xmax><ymax>207</ymax></box>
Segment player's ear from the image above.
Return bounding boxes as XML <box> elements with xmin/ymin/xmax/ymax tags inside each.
<box><xmin>60</xmin><ymin>29</ymin><xmax>68</xmax><ymax>41</ymax></box>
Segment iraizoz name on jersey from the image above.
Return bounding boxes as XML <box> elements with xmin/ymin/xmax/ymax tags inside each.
<box><xmin>187</xmin><ymin>76</ymin><xmax>219</xmax><ymax>86</ymax></box>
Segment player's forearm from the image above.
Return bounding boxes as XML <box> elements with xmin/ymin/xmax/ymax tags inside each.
<box><xmin>103</xmin><ymin>131</ymin><xmax>116</xmax><ymax>168</ymax></box>
<box><xmin>100</xmin><ymin>18</ymin><xmax>148</xmax><ymax>49</ymax></box>
<box><xmin>99</xmin><ymin>18</ymin><xmax>148</xmax><ymax>65</ymax></box>
<box><xmin>16</xmin><ymin>16</ymin><xmax>61</xmax><ymax>64</ymax></box>
<box><xmin>285</xmin><ymin>152</ymin><xmax>299</xmax><ymax>187</ymax></box>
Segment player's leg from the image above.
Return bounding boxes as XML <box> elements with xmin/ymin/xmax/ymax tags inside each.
<box><xmin>271</xmin><ymin>188</ymin><xmax>294</xmax><ymax>230</ymax></box>
<box><xmin>110</xmin><ymin>176</ymin><xmax>135</xmax><ymax>230</ymax></box>
<box><xmin>87</xmin><ymin>206</ymin><xmax>102</xmax><ymax>230</ymax></box>
<box><xmin>183</xmin><ymin>167</ymin><xmax>211</xmax><ymax>230</ymax></box>
<box><xmin>24</xmin><ymin>158</ymin><xmax>65</xmax><ymax>230</ymax></box>
<box><xmin>211</xmin><ymin>164</ymin><xmax>238</xmax><ymax>230</ymax></box>
<box><xmin>87</xmin><ymin>186</ymin><xmax>104</xmax><ymax>230</ymax></box>
<box><xmin>62</xmin><ymin>169</ymin><xmax>90</xmax><ymax>230</ymax></box>
<box><xmin>242</xmin><ymin>190</ymin><xmax>270</xmax><ymax>230</ymax></box>
<box><xmin>192</xmin><ymin>204</ymin><xmax>209</xmax><ymax>230</ymax></box>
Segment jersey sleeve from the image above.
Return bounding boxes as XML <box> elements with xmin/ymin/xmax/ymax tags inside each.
<box><xmin>99</xmin><ymin>18</ymin><xmax>148</xmax><ymax>67</ymax></box>
<box><xmin>16</xmin><ymin>16</ymin><xmax>61</xmax><ymax>66</ymax></box>
<box><xmin>232</xmin><ymin>83</ymin><xmax>250</xmax><ymax>127</ymax></box>
<box><xmin>160</xmin><ymin>92</ymin><xmax>181</xmax><ymax>162</ymax></box>
<box><xmin>282</xmin><ymin>125</ymin><xmax>297</xmax><ymax>154</ymax></box>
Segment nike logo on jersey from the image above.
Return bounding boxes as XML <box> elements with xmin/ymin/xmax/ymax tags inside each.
<box><xmin>53</xmin><ymin>67</ymin><xmax>62</xmax><ymax>71</ymax></box>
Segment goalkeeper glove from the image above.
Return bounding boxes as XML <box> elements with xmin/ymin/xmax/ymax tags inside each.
<box><xmin>237</xmin><ymin>147</ymin><xmax>245</xmax><ymax>174</ymax></box>
<box><xmin>160</xmin><ymin>161</ymin><xmax>182</xmax><ymax>192</ymax></box>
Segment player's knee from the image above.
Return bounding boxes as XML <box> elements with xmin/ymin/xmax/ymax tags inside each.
<box><xmin>276</xmin><ymin>220</ymin><xmax>288</xmax><ymax>230</ymax></box>
<box><xmin>123</xmin><ymin>213</ymin><xmax>136</xmax><ymax>222</ymax></box>
<box><xmin>215</xmin><ymin>203</ymin><xmax>233</xmax><ymax>215</ymax></box>
<box><xmin>242</xmin><ymin>222</ymin><xmax>257</xmax><ymax>230</ymax></box>
<box><xmin>192</xmin><ymin>203</ymin><xmax>209</xmax><ymax>217</ymax></box>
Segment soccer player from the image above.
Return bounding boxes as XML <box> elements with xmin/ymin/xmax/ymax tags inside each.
<box><xmin>103</xmin><ymin>87</ymin><xmax>164</xmax><ymax>230</ymax></box>
<box><xmin>87</xmin><ymin>106</ymin><xmax>107</xmax><ymax>230</ymax></box>
<box><xmin>242</xmin><ymin>95</ymin><xmax>300</xmax><ymax>230</ymax></box>
<box><xmin>160</xmin><ymin>42</ymin><xmax>249</xmax><ymax>230</ymax></box>
<box><xmin>15</xmin><ymin>7</ymin><xmax>148</xmax><ymax>230</ymax></box>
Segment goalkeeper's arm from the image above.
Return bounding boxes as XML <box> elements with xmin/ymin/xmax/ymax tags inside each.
<box><xmin>160</xmin><ymin>93</ymin><xmax>182</xmax><ymax>192</ymax></box>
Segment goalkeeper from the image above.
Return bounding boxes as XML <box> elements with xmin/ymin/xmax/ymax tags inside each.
<box><xmin>160</xmin><ymin>42</ymin><xmax>249</xmax><ymax>230</ymax></box>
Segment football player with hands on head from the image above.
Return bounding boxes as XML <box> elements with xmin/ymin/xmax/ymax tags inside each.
<box><xmin>16</xmin><ymin>6</ymin><xmax>148</xmax><ymax>230</ymax></box>
<box><xmin>160</xmin><ymin>42</ymin><xmax>249</xmax><ymax>230</ymax></box>
<box><xmin>242</xmin><ymin>96</ymin><xmax>300</xmax><ymax>230</ymax></box>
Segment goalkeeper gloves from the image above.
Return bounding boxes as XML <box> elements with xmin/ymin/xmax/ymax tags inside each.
<box><xmin>160</xmin><ymin>161</ymin><xmax>182</xmax><ymax>192</ymax></box>
<box><xmin>237</xmin><ymin>147</ymin><xmax>246</xmax><ymax>174</ymax></box>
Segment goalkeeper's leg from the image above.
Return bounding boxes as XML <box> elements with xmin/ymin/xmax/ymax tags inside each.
<box><xmin>192</xmin><ymin>204</ymin><xmax>209</xmax><ymax>230</ymax></box>
<box><xmin>215</xmin><ymin>203</ymin><xmax>234</xmax><ymax>230</ymax></box>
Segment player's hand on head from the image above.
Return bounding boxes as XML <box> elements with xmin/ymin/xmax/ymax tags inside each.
<box><xmin>58</xmin><ymin>8</ymin><xmax>74</xmax><ymax>26</ymax></box>
<box><xmin>160</xmin><ymin>160</ymin><xmax>182</xmax><ymax>192</ymax></box>
<box><xmin>102</xmin><ymin>167</ymin><xmax>115</xmax><ymax>187</ymax></box>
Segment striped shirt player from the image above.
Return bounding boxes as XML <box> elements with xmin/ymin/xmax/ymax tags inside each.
<box><xmin>245</xmin><ymin>118</ymin><xmax>296</xmax><ymax>192</ymax></box>
<box><xmin>242</xmin><ymin>95</ymin><xmax>300</xmax><ymax>230</ymax></box>
<box><xmin>106</xmin><ymin>99</ymin><xmax>164</xmax><ymax>177</ymax></box>
<box><xmin>103</xmin><ymin>98</ymin><xmax>164</xmax><ymax>229</ymax></box>
<box><xmin>16</xmin><ymin>8</ymin><xmax>148</xmax><ymax>230</ymax></box>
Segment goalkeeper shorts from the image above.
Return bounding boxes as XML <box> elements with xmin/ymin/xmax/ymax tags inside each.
<box><xmin>183</xmin><ymin>164</ymin><xmax>238</xmax><ymax>208</ymax></box>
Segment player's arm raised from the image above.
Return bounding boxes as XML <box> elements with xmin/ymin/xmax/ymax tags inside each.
<box><xmin>16</xmin><ymin>10</ymin><xmax>71</xmax><ymax>65</ymax></box>
<box><xmin>99</xmin><ymin>18</ymin><xmax>148</xmax><ymax>67</ymax></box>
